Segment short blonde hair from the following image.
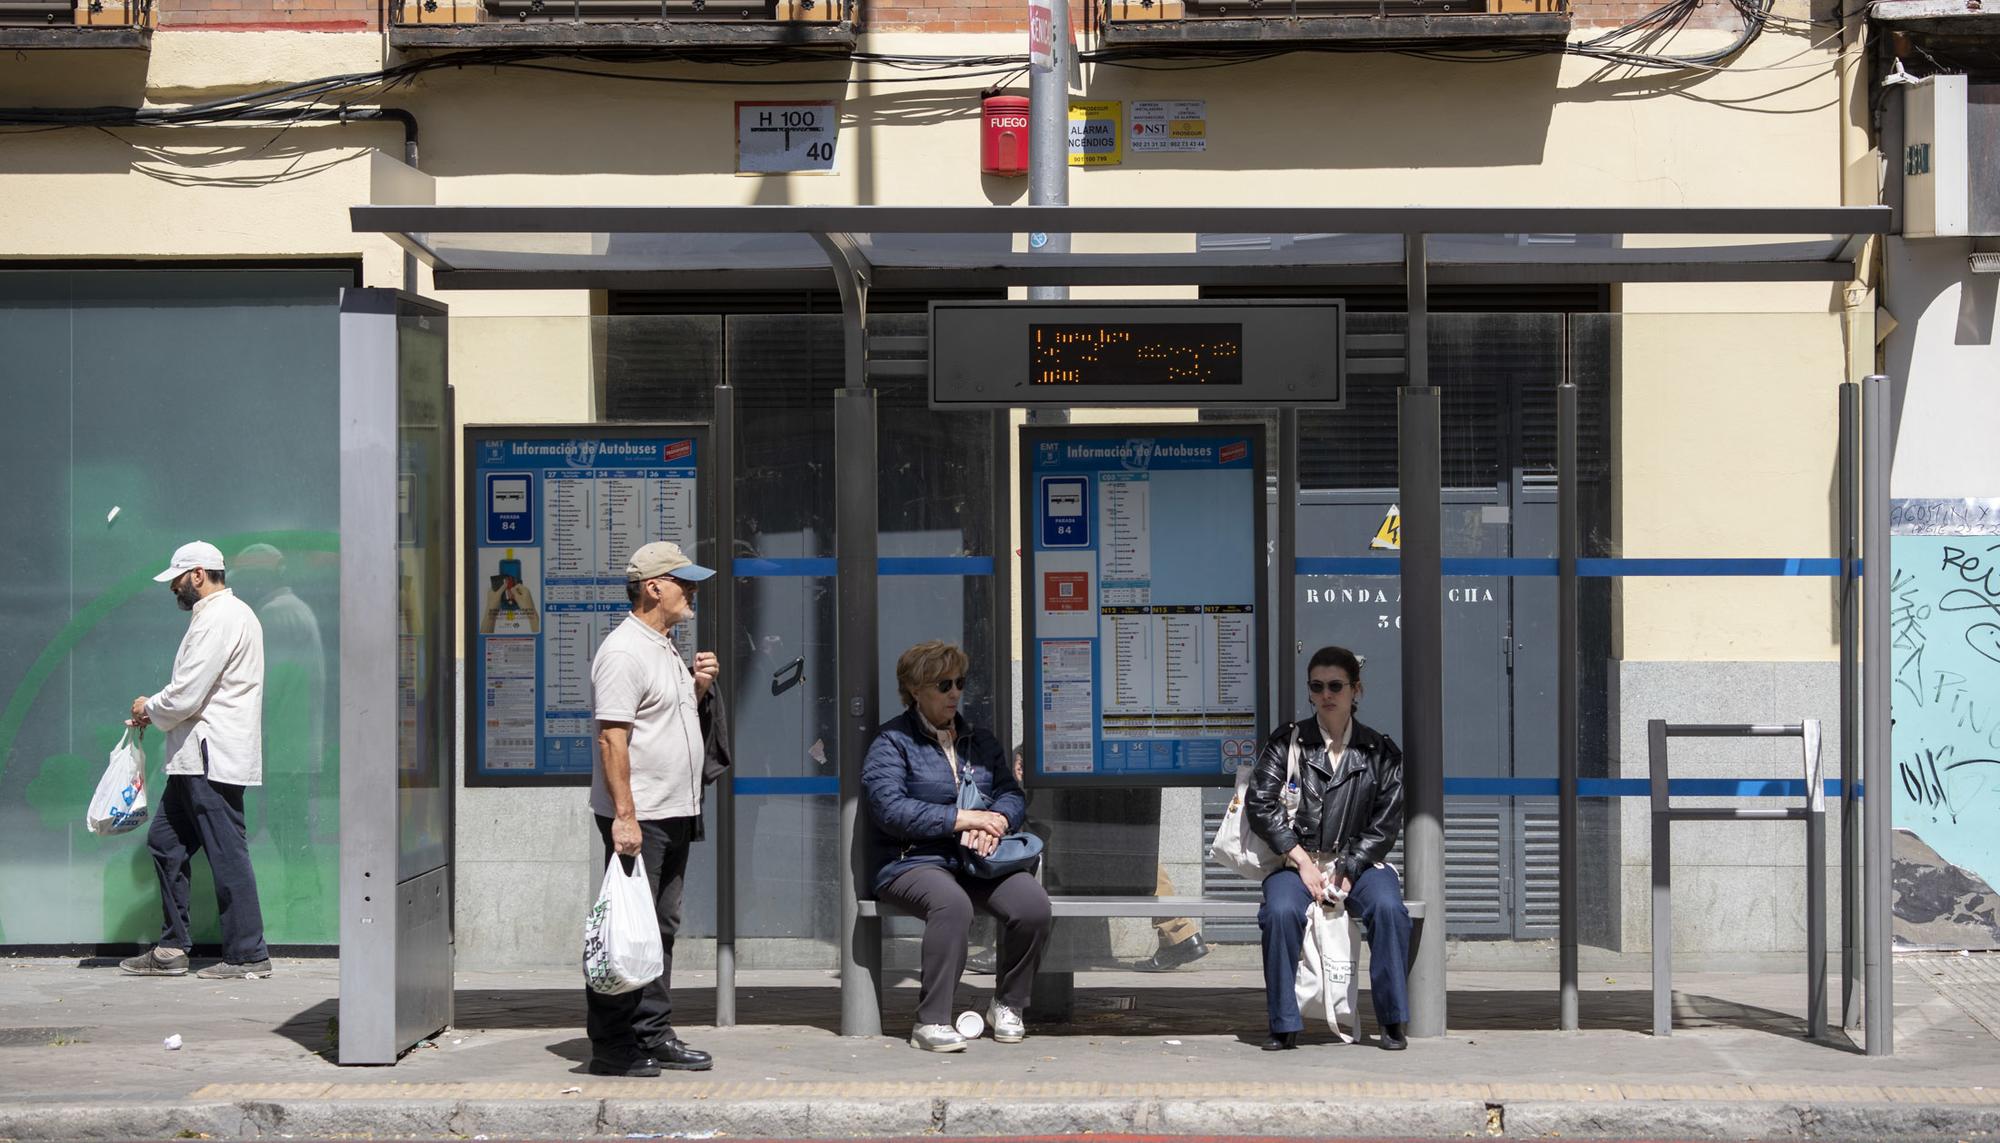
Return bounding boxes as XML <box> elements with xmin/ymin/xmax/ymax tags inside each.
<box><xmin>895</xmin><ymin>640</ymin><xmax>969</xmax><ymax>708</ymax></box>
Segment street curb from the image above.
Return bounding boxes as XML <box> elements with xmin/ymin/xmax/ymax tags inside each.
<box><xmin>6</xmin><ymin>1096</ymin><xmax>2000</xmax><ymax>1139</ymax></box>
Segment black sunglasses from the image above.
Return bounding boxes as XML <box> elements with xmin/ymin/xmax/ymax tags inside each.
<box><xmin>1307</xmin><ymin>679</ymin><xmax>1352</xmax><ymax>695</ymax></box>
<box><xmin>933</xmin><ymin>677</ymin><xmax>968</xmax><ymax>694</ymax></box>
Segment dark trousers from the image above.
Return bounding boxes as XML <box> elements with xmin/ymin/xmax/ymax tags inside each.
<box><xmin>1259</xmin><ymin>862</ymin><xmax>1410</xmax><ymax>1034</ymax></box>
<box><xmin>585</xmin><ymin>814</ymin><xmax>694</xmax><ymax>1063</ymax></box>
<box><xmin>878</xmin><ymin>864</ymin><xmax>1053</xmax><ymax>1026</ymax></box>
<box><xmin>147</xmin><ymin>770</ymin><xmax>269</xmax><ymax>964</ymax></box>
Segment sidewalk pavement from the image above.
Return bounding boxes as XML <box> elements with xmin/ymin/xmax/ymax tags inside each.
<box><xmin>3</xmin><ymin>954</ymin><xmax>1999</xmax><ymax>1140</ymax></box>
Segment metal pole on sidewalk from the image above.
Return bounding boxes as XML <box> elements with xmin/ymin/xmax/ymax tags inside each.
<box><xmin>1278</xmin><ymin>407</ymin><xmax>1299</xmax><ymax>724</ymax></box>
<box><xmin>1401</xmin><ymin>232</ymin><xmax>1447</xmax><ymax>1039</ymax></box>
<box><xmin>1557</xmin><ymin>378</ymin><xmax>1580</xmax><ymax>1032</ymax></box>
<box><xmin>1837</xmin><ymin>380</ymin><xmax>1861</xmax><ymax>1031</ymax></box>
<box><xmin>1861</xmin><ymin>373</ymin><xmax>1892</xmax><ymax>1056</ymax></box>
<box><xmin>1029</xmin><ymin>0</ymin><xmax>1069</xmax><ymax>304</ymax></box>
<box><xmin>712</xmin><ymin>384</ymin><xmax>738</xmax><ymax>1027</ymax></box>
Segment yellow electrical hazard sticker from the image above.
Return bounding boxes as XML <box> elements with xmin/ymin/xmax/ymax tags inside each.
<box><xmin>1371</xmin><ymin>504</ymin><xmax>1402</xmax><ymax>551</ymax></box>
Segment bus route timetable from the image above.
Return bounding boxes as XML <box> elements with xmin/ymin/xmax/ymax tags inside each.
<box><xmin>1023</xmin><ymin>427</ymin><xmax>1268</xmax><ymax>786</ymax></box>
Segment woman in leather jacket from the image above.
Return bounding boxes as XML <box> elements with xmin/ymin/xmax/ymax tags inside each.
<box><xmin>1245</xmin><ymin>645</ymin><xmax>1412</xmax><ymax>1051</ymax></box>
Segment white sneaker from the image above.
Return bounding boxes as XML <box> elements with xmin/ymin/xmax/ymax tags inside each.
<box><xmin>908</xmin><ymin>1023</ymin><xmax>967</xmax><ymax>1052</ymax></box>
<box><xmin>986</xmin><ymin>1000</ymin><xmax>1025</xmax><ymax>1043</ymax></box>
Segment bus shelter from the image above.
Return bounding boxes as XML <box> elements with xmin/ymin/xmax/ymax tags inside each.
<box><xmin>340</xmin><ymin>203</ymin><xmax>1893</xmax><ymax>1063</ymax></box>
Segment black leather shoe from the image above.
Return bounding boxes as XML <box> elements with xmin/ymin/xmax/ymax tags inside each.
<box><xmin>652</xmin><ymin>1038</ymin><xmax>714</xmax><ymax>1071</ymax></box>
<box><xmin>1380</xmin><ymin>1022</ymin><xmax>1408</xmax><ymax>1051</ymax></box>
<box><xmin>1260</xmin><ymin>1031</ymin><xmax>1298</xmax><ymax>1051</ymax></box>
<box><xmin>588</xmin><ymin>1055</ymin><xmax>662</xmax><ymax>1077</ymax></box>
<box><xmin>1134</xmin><ymin>934</ymin><xmax>1211</xmax><ymax>973</ymax></box>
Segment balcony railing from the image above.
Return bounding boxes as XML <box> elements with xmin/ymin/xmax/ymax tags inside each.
<box><xmin>1099</xmin><ymin>0</ymin><xmax>1568</xmax><ymax>42</ymax></box>
<box><xmin>391</xmin><ymin>0</ymin><xmax>843</xmax><ymax>22</ymax></box>
<box><xmin>0</xmin><ymin>0</ymin><xmax>150</xmax><ymax>26</ymax></box>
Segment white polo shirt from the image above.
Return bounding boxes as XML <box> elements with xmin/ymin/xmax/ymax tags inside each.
<box><xmin>146</xmin><ymin>589</ymin><xmax>266</xmax><ymax>786</ymax></box>
<box><xmin>589</xmin><ymin>613</ymin><xmax>704</xmax><ymax>821</ymax></box>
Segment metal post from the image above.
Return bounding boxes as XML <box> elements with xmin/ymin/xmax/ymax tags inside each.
<box><xmin>1862</xmin><ymin>373</ymin><xmax>1893</xmax><ymax>1056</ymax></box>
<box><xmin>1557</xmin><ymin>379</ymin><xmax>1580</xmax><ymax>1032</ymax></box>
<box><xmin>1838</xmin><ymin>380</ymin><xmax>1862</xmax><ymax>1030</ymax></box>
<box><xmin>992</xmin><ymin>410</ymin><xmax>1016</xmax><ymax>755</ymax></box>
<box><xmin>836</xmin><ymin>387</ymin><xmax>881</xmax><ymax>1039</ymax></box>
<box><xmin>712</xmin><ymin>384</ymin><xmax>738</xmax><ymax>1027</ymax></box>
<box><xmin>1278</xmin><ymin>407</ymin><xmax>1300</xmax><ymax>723</ymax></box>
<box><xmin>1805</xmin><ymin>719</ymin><xmax>1827</xmax><ymax>1041</ymax></box>
<box><xmin>1648</xmin><ymin>718</ymin><xmax>1671</xmax><ymax>1036</ymax></box>
<box><xmin>1028</xmin><ymin>0</ymin><xmax>1069</xmax><ymax>304</ymax></box>
<box><xmin>1401</xmin><ymin>233</ymin><xmax>1445</xmax><ymax>1039</ymax></box>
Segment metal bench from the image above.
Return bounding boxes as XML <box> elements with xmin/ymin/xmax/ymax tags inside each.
<box><xmin>858</xmin><ymin>893</ymin><xmax>1427</xmax><ymax>1036</ymax></box>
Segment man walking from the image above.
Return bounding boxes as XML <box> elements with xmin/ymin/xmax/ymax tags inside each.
<box><xmin>586</xmin><ymin>541</ymin><xmax>718</xmax><ymax>1076</ymax></box>
<box><xmin>121</xmin><ymin>541</ymin><xmax>271</xmax><ymax>980</ymax></box>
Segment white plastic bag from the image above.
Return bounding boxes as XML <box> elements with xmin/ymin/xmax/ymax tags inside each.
<box><xmin>583</xmin><ymin>853</ymin><xmax>663</xmax><ymax>995</ymax></box>
<box><xmin>86</xmin><ymin>727</ymin><xmax>149</xmax><ymax>836</ymax></box>
<box><xmin>1207</xmin><ymin>727</ymin><xmax>1299</xmax><ymax>881</ymax></box>
<box><xmin>1296</xmin><ymin>889</ymin><xmax>1359</xmax><ymax>1042</ymax></box>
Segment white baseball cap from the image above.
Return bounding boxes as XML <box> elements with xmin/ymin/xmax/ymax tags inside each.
<box><xmin>153</xmin><ymin>540</ymin><xmax>226</xmax><ymax>583</ymax></box>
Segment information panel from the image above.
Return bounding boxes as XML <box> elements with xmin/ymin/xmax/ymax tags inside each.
<box><xmin>463</xmin><ymin>426</ymin><xmax>707</xmax><ymax>787</ymax></box>
<box><xmin>1022</xmin><ymin>425</ymin><xmax>1268</xmax><ymax>787</ymax></box>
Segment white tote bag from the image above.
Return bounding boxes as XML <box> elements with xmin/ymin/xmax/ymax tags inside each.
<box><xmin>85</xmin><ymin>727</ymin><xmax>149</xmax><ymax>836</ymax></box>
<box><xmin>1207</xmin><ymin>726</ymin><xmax>1300</xmax><ymax>881</ymax></box>
<box><xmin>1296</xmin><ymin>882</ymin><xmax>1360</xmax><ymax>1042</ymax></box>
<box><xmin>583</xmin><ymin>854</ymin><xmax>665</xmax><ymax>995</ymax></box>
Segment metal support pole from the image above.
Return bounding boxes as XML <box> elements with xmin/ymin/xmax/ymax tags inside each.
<box><xmin>712</xmin><ymin>384</ymin><xmax>738</xmax><ymax>1027</ymax></box>
<box><xmin>1805</xmin><ymin>719</ymin><xmax>1827</xmax><ymax>1041</ymax></box>
<box><xmin>1838</xmin><ymin>380</ymin><xmax>1862</xmax><ymax>1030</ymax></box>
<box><xmin>1028</xmin><ymin>0</ymin><xmax>1069</xmax><ymax>304</ymax></box>
<box><xmin>1557</xmin><ymin>379</ymin><xmax>1580</xmax><ymax>1032</ymax></box>
<box><xmin>836</xmin><ymin>387</ymin><xmax>881</xmax><ymax>1039</ymax></box>
<box><xmin>1401</xmin><ymin>233</ymin><xmax>1446</xmax><ymax>1039</ymax></box>
<box><xmin>820</xmin><ymin>236</ymin><xmax>882</xmax><ymax>1039</ymax></box>
<box><xmin>992</xmin><ymin>410</ymin><xmax>1016</xmax><ymax>755</ymax></box>
<box><xmin>1278</xmin><ymin>407</ymin><xmax>1300</xmax><ymax>722</ymax></box>
<box><xmin>1862</xmin><ymin>373</ymin><xmax>1893</xmax><ymax>1056</ymax></box>
<box><xmin>1648</xmin><ymin>719</ymin><xmax>1671</xmax><ymax>1036</ymax></box>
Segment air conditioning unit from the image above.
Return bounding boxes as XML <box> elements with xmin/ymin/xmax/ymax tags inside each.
<box><xmin>1903</xmin><ymin>75</ymin><xmax>2000</xmax><ymax>238</ymax></box>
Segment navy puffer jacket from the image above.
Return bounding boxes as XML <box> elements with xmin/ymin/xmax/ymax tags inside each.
<box><xmin>862</xmin><ymin>707</ymin><xmax>1025</xmax><ymax>895</ymax></box>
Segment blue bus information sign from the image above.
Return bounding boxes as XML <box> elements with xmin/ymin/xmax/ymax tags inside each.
<box><xmin>465</xmin><ymin>426</ymin><xmax>705</xmax><ymax>786</ymax></box>
<box><xmin>1022</xmin><ymin>425</ymin><xmax>1269</xmax><ymax>786</ymax></box>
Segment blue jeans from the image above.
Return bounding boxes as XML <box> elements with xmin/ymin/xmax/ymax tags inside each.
<box><xmin>1259</xmin><ymin>862</ymin><xmax>1410</xmax><ymax>1034</ymax></box>
<box><xmin>147</xmin><ymin>769</ymin><xmax>269</xmax><ymax>965</ymax></box>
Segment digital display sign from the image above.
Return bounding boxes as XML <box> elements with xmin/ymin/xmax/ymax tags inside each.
<box><xmin>1030</xmin><ymin>324</ymin><xmax>1245</xmax><ymax>387</ymax></box>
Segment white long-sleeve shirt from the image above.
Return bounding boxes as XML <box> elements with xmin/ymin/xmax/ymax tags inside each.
<box><xmin>146</xmin><ymin>589</ymin><xmax>266</xmax><ymax>786</ymax></box>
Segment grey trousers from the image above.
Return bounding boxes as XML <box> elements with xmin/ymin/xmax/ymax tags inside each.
<box><xmin>879</xmin><ymin>864</ymin><xmax>1053</xmax><ymax>1026</ymax></box>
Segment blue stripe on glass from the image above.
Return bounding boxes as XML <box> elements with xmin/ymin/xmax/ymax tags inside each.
<box><xmin>733</xmin><ymin>557</ymin><xmax>839</xmax><ymax>577</ymax></box>
<box><xmin>732</xmin><ymin>776</ymin><xmax>840</xmax><ymax>796</ymax></box>
<box><xmin>881</xmin><ymin>557</ymin><xmax>995</xmax><ymax>576</ymax></box>
<box><xmin>1442</xmin><ymin>777</ymin><xmax>1849</xmax><ymax>798</ymax></box>
<box><xmin>1297</xmin><ymin>557</ymin><xmax>1849</xmax><ymax>577</ymax></box>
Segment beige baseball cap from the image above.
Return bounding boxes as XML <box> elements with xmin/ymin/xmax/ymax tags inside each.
<box><xmin>153</xmin><ymin>540</ymin><xmax>226</xmax><ymax>583</ymax></box>
<box><xmin>625</xmin><ymin>540</ymin><xmax>716</xmax><ymax>583</ymax></box>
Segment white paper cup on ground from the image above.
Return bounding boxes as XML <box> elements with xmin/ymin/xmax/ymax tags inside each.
<box><xmin>954</xmin><ymin>1010</ymin><xmax>985</xmax><ymax>1039</ymax></box>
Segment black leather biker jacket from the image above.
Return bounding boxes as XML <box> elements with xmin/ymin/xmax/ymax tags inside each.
<box><xmin>1245</xmin><ymin>716</ymin><xmax>1405</xmax><ymax>884</ymax></box>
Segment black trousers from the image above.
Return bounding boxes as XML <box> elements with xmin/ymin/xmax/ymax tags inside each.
<box><xmin>878</xmin><ymin>864</ymin><xmax>1053</xmax><ymax>1026</ymax></box>
<box><xmin>147</xmin><ymin>768</ymin><xmax>269</xmax><ymax>964</ymax></box>
<box><xmin>585</xmin><ymin>814</ymin><xmax>694</xmax><ymax>1062</ymax></box>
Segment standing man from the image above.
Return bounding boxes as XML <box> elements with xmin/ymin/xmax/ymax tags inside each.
<box><xmin>121</xmin><ymin>541</ymin><xmax>271</xmax><ymax>980</ymax></box>
<box><xmin>586</xmin><ymin>540</ymin><xmax>718</xmax><ymax>1077</ymax></box>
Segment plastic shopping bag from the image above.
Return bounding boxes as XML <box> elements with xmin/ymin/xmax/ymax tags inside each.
<box><xmin>1207</xmin><ymin>727</ymin><xmax>1299</xmax><ymax>881</ymax></box>
<box><xmin>583</xmin><ymin>853</ymin><xmax>664</xmax><ymax>995</ymax></box>
<box><xmin>86</xmin><ymin>727</ymin><xmax>149</xmax><ymax>836</ymax></box>
<box><xmin>1295</xmin><ymin>885</ymin><xmax>1359</xmax><ymax>1042</ymax></box>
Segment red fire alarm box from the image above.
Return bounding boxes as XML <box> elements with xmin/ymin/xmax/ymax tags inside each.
<box><xmin>981</xmin><ymin>94</ymin><xmax>1030</xmax><ymax>177</ymax></box>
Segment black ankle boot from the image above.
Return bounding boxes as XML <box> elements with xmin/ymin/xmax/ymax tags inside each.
<box><xmin>1380</xmin><ymin>1022</ymin><xmax>1408</xmax><ymax>1050</ymax></box>
<box><xmin>1261</xmin><ymin>1030</ymin><xmax>1298</xmax><ymax>1051</ymax></box>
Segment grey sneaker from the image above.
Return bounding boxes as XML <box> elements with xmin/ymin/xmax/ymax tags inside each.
<box><xmin>908</xmin><ymin>1023</ymin><xmax>967</xmax><ymax>1052</ymax></box>
<box><xmin>985</xmin><ymin>1000</ymin><xmax>1025</xmax><ymax>1043</ymax></box>
<box><xmin>196</xmin><ymin>959</ymin><xmax>274</xmax><ymax>980</ymax></box>
<box><xmin>119</xmin><ymin>947</ymin><xmax>188</xmax><ymax>977</ymax></box>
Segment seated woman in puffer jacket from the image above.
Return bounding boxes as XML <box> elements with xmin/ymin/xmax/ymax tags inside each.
<box><xmin>862</xmin><ymin>639</ymin><xmax>1053</xmax><ymax>1053</ymax></box>
<box><xmin>1245</xmin><ymin>644</ymin><xmax>1412</xmax><ymax>1052</ymax></box>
